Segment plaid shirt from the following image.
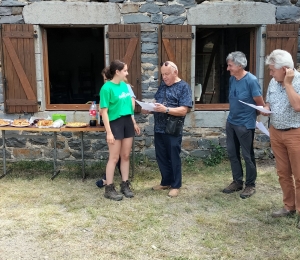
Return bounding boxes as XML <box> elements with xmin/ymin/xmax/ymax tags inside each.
<box><xmin>266</xmin><ymin>69</ymin><xmax>300</xmax><ymax>129</ymax></box>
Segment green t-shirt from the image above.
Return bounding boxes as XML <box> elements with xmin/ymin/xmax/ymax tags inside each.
<box><xmin>100</xmin><ymin>81</ymin><xmax>133</xmax><ymax>121</ymax></box>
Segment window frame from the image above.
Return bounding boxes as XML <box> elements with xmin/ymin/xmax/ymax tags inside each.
<box><xmin>42</xmin><ymin>26</ymin><xmax>105</xmax><ymax>111</ymax></box>
<box><xmin>193</xmin><ymin>26</ymin><xmax>257</xmax><ymax>111</ymax></box>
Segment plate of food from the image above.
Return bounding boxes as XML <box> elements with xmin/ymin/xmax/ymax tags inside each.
<box><xmin>36</xmin><ymin>119</ymin><xmax>53</xmax><ymax>128</ymax></box>
<box><xmin>11</xmin><ymin>119</ymin><xmax>31</xmax><ymax>127</ymax></box>
<box><xmin>0</xmin><ymin>119</ymin><xmax>11</xmax><ymax>126</ymax></box>
<box><xmin>65</xmin><ymin>122</ymin><xmax>88</xmax><ymax>128</ymax></box>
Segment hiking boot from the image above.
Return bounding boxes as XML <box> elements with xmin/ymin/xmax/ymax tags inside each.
<box><xmin>152</xmin><ymin>184</ymin><xmax>171</xmax><ymax>190</ymax></box>
<box><xmin>168</xmin><ymin>189</ymin><xmax>179</xmax><ymax>198</ymax></box>
<box><xmin>104</xmin><ymin>183</ymin><xmax>123</xmax><ymax>201</ymax></box>
<box><xmin>271</xmin><ymin>208</ymin><xmax>296</xmax><ymax>218</ymax></box>
<box><xmin>222</xmin><ymin>181</ymin><xmax>243</xmax><ymax>194</ymax></box>
<box><xmin>240</xmin><ymin>186</ymin><xmax>256</xmax><ymax>199</ymax></box>
<box><xmin>120</xmin><ymin>180</ymin><xmax>134</xmax><ymax>198</ymax></box>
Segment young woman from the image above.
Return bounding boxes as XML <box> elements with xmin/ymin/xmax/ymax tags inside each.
<box><xmin>96</xmin><ymin>68</ymin><xmax>140</xmax><ymax>189</ymax></box>
<box><xmin>100</xmin><ymin>60</ymin><xmax>135</xmax><ymax>201</ymax></box>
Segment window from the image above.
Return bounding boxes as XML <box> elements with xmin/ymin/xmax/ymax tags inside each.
<box><xmin>44</xmin><ymin>27</ymin><xmax>105</xmax><ymax>110</ymax></box>
<box><xmin>194</xmin><ymin>27</ymin><xmax>256</xmax><ymax>110</ymax></box>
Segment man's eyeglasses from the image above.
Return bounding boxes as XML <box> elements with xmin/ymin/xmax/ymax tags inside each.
<box><xmin>161</xmin><ymin>61</ymin><xmax>177</xmax><ymax>70</ymax></box>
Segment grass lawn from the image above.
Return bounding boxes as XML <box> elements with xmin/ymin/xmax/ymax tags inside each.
<box><xmin>0</xmin><ymin>158</ymin><xmax>299</xmax><ymax>260</ymax></box>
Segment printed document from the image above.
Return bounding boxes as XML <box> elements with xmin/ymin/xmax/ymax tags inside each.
<box><xmin>136</xmin><ymin>100</ymin><xmax>156</xmax><ymax>111</ymax></box>
<box><xmin>239</xmin><ymin>100</ymin><xmax>273</xmax><ymax>114</ymax></box>
<box><xmin>256</xmin><ymin>121</ymin><xmax>270</xmax><ymax>137</ymax></box>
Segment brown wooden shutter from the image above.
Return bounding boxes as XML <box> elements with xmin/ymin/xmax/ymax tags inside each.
<box><xmin>158</xmin><ymin>25</ymin><xmax>193</xmax><ymax>85</ymax></box>
<box><xmin>249</xmin><ymin>28</ymin><xmax>256</xmax><ymax>75</ymax></box>
<box><xmin>263</xmin><ymin>24</ymin><xmax>299</xmax><ymax>97</ymax></box>
<box><xmin>107</xmin><ymin>25</ymin><xmax>141</xmax><ymax>111</ymax></box>
<box><xmin>1</xmin><ymin>24</ymin><xmax>38</xmax><ymax>113</ymax></box>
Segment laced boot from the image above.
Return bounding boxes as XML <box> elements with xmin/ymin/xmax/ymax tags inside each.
<box><xmin>104</xmin><ymin>183</ymin><xmax>123</xmax><ymax>201</ymax></box>
<box><xmin>120</xmin><ymin>180</ymin><xmax>134</xmax><ymax>198</ymax></box>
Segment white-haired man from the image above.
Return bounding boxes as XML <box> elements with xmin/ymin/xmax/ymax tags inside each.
<box><xmin>223</xmin><ymin>51</ymin><xmax>265</xmax><ymax>199</ymax></box>
<box><xmin>263</xmin><ymin>49</ymin><xmax>300</xmax><ymax>228</ymax></box>
<box><xmin>150</xmin><ymin>61</ymin><xmax>192</xmax><ymax>197</ymax></box>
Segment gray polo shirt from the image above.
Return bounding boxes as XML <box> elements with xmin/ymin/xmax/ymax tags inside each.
<box><xmin>266</xmin><ymin>69</ymin><xmax>300</xmax><ymax>129</ymax></box>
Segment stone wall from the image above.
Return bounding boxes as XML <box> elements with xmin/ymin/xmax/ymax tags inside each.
<box><xmin>0</xmin><ymin>0</ymin><xmax>299</xmax><ymax>162</ymax></box>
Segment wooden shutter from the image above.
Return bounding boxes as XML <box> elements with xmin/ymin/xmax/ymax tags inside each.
<box><xmin>158</xmin><ymin>25</ymin><xmax>193</xmax><ymax>85</ymax></box>
<box><xmin>107</xmin><ymin>25</ymin><xmax>141</xmax><ymax>111</ymax></box>
<box><xmin>249</xmin><ymin>28</ymin><xmax>256</xmax><ymax>75</ymax></box>
<box><xmin>263</xmin><ymin>24</ymin><xmax>299</xmax><ymax>97</ymax></box>
<box><xmin>1</xmin><ymin>24</ymin><xmax>38</xmax><ymax>113</ymax></box>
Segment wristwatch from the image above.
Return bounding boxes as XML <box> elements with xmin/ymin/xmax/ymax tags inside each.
<box><xmin>166</xmin><ymin>107</ymin><xmax>169</xmax><ymax>114</ymax></box>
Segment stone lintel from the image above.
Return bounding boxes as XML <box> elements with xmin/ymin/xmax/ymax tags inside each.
<box><xmin>23</xmin><ymin>2</ymin><xmax>120</xmax><ymax>25</ymax></box>
<box><xmin>187</xmin><ymin>2</ymin><xmax>276</xmax><ymax>25</ymax></box>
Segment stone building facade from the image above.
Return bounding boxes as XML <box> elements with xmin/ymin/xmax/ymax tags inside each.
<box><xmin>0</xmin><ymin>0</ymin><xmax>299</xmax><ymax>163</ymax></box>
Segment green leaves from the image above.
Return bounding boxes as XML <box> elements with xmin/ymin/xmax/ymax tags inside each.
<box><xmin>203</xmin><ymin>142</ymin><xmax>226</xmax><ymax>167</ymax></box>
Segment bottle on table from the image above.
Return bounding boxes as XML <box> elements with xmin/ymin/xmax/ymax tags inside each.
<box><xmin>100</xmin><ymin>115</ymin><xmax>104</xmax><ymax>126</ymax></box>
<box><xmin>98</xmin><ymin>100</ymin><xmax>104</xmax><ymax>126</ymax></box>
<box><xmin>89</xmin><ymin>101</ymin><xmax>97</xmax><ymax>126</ymax></box>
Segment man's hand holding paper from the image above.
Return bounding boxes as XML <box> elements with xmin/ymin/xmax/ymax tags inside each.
<box><xmin>239</xmin><ymin>100</ymin><xmax>273</xmax><ymax>114</ymax></box>
<box><xmin>136</xmin><ymin>100</ymin><xmax>156</xmax><ymax>112</ymax></box>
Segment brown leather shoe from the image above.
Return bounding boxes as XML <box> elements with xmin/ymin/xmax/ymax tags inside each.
<box><xmin>222</xmin><ymin>181</ymin><xmax>243</xmax><ymax>194</ymax></box>
<box><xmin>168</xmin><ymin>189</ymin><xmax>179</xmax><ymax>197</ymax></box>
<box><xmin>152</xmin><ymin>184</ymin><xmax>171</xmax><ymax>190</ymax></box>
<box><xmin>240</xmin><ymin>186</ymin><xmax>256</xmax><ymax>199</ymax></box>
<box><xmin>271</xmin><ymin>208</ymin><xmax>296</xmax><ymax>218</ymax></box>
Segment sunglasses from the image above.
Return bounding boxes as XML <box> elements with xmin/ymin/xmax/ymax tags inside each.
<box><xmin>161</xmin><ymin>61</ymin><xmax>177</xmax><ymax>70</ymax></box>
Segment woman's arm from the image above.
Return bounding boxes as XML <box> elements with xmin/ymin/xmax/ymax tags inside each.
<box><xmin>131</xmin><ymin>97</ymin><xmax>140</xmax><ymax>135</ymax></box>
<box><xmin>101</xmin><ymin>108</ymin><xmax>115</xmax><ymax>144</ymax></box>
<box><xmin>131</xmin><ymin>115</ymin><xmax>140</xmax><ymax>135</ymax></box>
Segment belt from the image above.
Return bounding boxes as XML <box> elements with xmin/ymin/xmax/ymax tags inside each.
<box><xmin>278</xmin><ymin>128</ymin><xmax>296</xmax><ymax>131</ymax></box>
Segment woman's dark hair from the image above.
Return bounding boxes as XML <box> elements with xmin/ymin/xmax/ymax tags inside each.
<box><xmin>101</xmin><ymin>67</ymin><xmax>111</xmax><ymax>80</ymax></box>
<box><xmin>104</xmin><ymin>60</ymin><xmax>126</xmax><ymax>80</ymax></box>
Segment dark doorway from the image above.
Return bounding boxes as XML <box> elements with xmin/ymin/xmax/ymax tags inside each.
<box><xmin>195</xmin><ymin>27</ymin><xmax>254</xmax><ymax>105</ymax></box>
<box><xmin>47</xmin><ymin>27</ymin><xmax>105</xmax><ymax>104</ymax></box>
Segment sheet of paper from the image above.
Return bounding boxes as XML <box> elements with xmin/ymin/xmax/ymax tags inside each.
<box><xmin>135</xmin><ymin>100</ymin><xmax>156</xmax><ymax>111</ymax></box>
<box><xmin>239</xmin><ymin>100</ymin><xmax>273</xmax><ymax>114</ymax></box>
<box><xmin>256</xmin><ymin>121</ymin><xmax>270</xmax><ymax>137</ymax></box>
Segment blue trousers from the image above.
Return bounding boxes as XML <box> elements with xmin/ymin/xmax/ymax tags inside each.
<box><xmin>226</xmin><ymin>122</ymin><xmax>257</xmax><ymax>187</ymax></box>
<box><xmin>154</xmin><ymin>133</ymin><xmax>182</xmax><ymax>189</ymax></box>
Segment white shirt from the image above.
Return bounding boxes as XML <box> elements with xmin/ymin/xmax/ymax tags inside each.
<box><xmin>266</xmin><ymin>69</ymin><xmax>300</xmax><ymax>129</ymax></box>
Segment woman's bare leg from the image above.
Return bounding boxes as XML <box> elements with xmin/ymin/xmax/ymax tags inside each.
<box><xmin>106</xmin><ymin>140</ymin><xmax>122</xmax><ymax>185</ymax></box>
<box><xmin>119</xmin><ymin>137</ymin><xmax>133</xmax><ymax>181</ymax></box>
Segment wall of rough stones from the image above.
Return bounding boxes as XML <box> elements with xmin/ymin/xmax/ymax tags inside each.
<box><xmin>0</xmin><ymin>0</ymin><xmax>299</xmax><ymax>163</ymax></box>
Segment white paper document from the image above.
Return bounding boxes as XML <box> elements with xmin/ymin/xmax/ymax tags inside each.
<box><xmin>136</xmin><ymin>100</ymin><xmax>156</xmax><ymax>111</ymax></box>
<box><xmin>256</xmin><ymin>121</ymin><xmax>270</xmax><ymax>137</ymax></box>
<box><xmin>239</xmin><ymin>100</ymin><xmax>273</xmax><ymax>114</ymax></box>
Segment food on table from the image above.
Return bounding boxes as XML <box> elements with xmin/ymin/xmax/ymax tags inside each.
<box><xmin>37</xmin><ymin>120</ymin><xmax>53</xmax><ymax>127</ymax></box>
<box><xmin>12</xmin><ymin>119</ymin><xmax>30</xmax><ymax>126</ymax></box>
<box><xmin>0</xmin><ymin>119</ymin><xmax>10</xmax><ymax>125</ymax></box>
<box><xmin>66</xmin><ymin>122</ymin><xmax>87</xmax><ymax>127</ymax></box>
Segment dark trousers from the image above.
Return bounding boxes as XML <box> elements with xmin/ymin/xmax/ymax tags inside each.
<box><xmin>154</xmin><ymin>133</ymin><xmax>182</xmax><ymax>189</ymax></box>
<box><xmin>226</xmin><ymin>122</ymin><xmax>257</xmax><ymax>187</ymax></box>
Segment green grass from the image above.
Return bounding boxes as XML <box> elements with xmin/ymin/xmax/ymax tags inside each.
<box><xmin>0</xmin><ymin>159</ymin><xmax>299</xmax><ymax>259</ymax></box>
